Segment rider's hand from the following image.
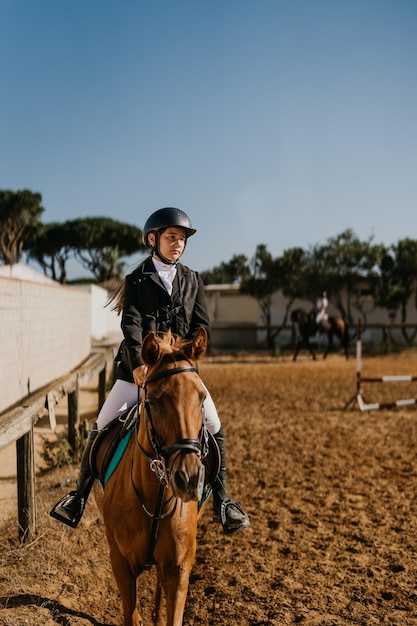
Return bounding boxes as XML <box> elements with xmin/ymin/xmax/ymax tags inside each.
<box><xmin>133</xmin><ymin>365</ymin><xmax>148</xmax><ymax>386</ymax></box>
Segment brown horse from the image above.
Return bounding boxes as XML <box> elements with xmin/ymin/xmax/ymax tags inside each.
<box><xmin>291</xmin><ymin>308</ymin><xmax>349</xmax><ymax>361</ymax></box>
<box><xmin>95</xmin><ymin>327</ymin><xmax>213</xmax><ymax>626</ymax></box>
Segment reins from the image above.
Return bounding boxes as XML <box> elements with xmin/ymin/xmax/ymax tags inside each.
<box><xmin>131</xmin><ymin>362</ymin><xmax>207</xmax><ymax>570</ymax></box>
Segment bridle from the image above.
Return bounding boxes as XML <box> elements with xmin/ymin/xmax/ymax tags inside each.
<box><xmin>143</xmin><ymin>365</ymin><xmax>208</xmax><ymax>473</ymax></box>
<box><xmin>132</xmin><ymin>361</ymin><xmax>209</xmax><ymax>570</ymax></box>
<box><xmin>139</xmin><ymin>364</ymin><xmax>209</xmax><ymax>486</ymax></box>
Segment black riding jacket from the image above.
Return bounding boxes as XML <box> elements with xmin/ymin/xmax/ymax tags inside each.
<box><xmin>115</xmin><ymin>256</ymin><xmax>210</xmax><ymax>382</ymax></box>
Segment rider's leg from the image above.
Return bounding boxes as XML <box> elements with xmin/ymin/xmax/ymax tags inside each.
<box><xmin>203</xmin><ymin>387</ymin><xmax>250</xmax><ymax>535</ymax></box>
<box><xmin>95</xmin><ymin>379</ymin><xmax>139</xmax><ymax>431</ymax></box>
<box><xmin>50</xmin><ymin>424</ymin><xmax>98</xmax><ymax>527</ymax></box>
<box><xmin>50</xmin><ymin>380</ymin><xmax>138</xmax><ymax>528</ymax></box>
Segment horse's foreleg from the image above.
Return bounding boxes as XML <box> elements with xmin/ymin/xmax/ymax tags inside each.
<box><xmin>161</xmin><ymin>561</ymin><xmax>193</xmax><ymax>626</ymax></box>
<box><xmin>324</xmin><ymin>333</ymin><xmax>334</xmax><ymax>359</ymax></box>
<box><xmin>344</xmin><ymin>341</ymin><xmax>349</xmax><ymax>360</ymax></box>
<box><xmin>110</xmin><ymin>546</ymin><xmax>142</xmax><ymax>626</ymax></box>
<box><xmin>343</xmin><ymin>332</ymin><xmax>349</xmax><ymax>360</ymax></box>
<box><xmin>292</xmin><ymin>337</ymin><xmax>304</xmax><ymax>361</ymax></box>
<box><xmin>306</xmin><ymin>338</ymin><xmax>316</xmax><ymax>361</ymax></box>
<box><xmin>292</xmin><ymin>343</ymin><xmax>300</xmax><ymax>361</ymax></box>
<box><xmin>152</xmin><ymin>573</ymin><xmax>167</xmax><ymax>625</ymax></box>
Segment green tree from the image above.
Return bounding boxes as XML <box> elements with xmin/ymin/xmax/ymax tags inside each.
<box><xmin>240</xmin><ymin>244</ymin><xmax>282</xmax><ymax>350</ymax></box>
<box><xmin>201</xmin><ymin>254</ymin><xmax>249</xmax><ymax>284</ymax></box>
<box><xmin>307</xmin><ymin>229</ymin><xmax>383</xmax><ymax>322</ymax></box>
<box><xmin>25</xmin><ymin>222</ymin><xmax>74</xmax><ymax>283</ymax></box>
<box><xmin>278</xmin><ymin>246</ymin><xmax>310</xmax><ymax>320</ymax></box>
<box><xmin>70</xmin><ymin>217</ymin><xmax>145</xmax><ymax>282</ymax></box>
<box><xmin>0</xmin><ymin>189</ymin><xmax>44</xmax><ymax>264</ymax></box>
<box><xmin>376</xmin><ymin>239</ymin><xmax>417</xmax><ymax>345</ymax></box>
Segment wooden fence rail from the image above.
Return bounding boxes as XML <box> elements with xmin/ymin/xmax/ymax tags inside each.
<box><xmin>0</xmin><ymin>345</ymin><xmax>116</xmax><ymax>541</ymax></box>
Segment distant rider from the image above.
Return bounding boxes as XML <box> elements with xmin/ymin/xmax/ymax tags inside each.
<box><xmin>315</xmin><ymin>291</ymin><xmax>328</xmax><ymax>330</ymax></box>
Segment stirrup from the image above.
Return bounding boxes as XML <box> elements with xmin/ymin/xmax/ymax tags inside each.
<box><xmin>50</xmin><ymin>491</ymin><xmax>85</xmax><ymax>528</ymax></box>
<box><xmin>215</xmin><ymin>498</ymin><xmax>251</xmax><ymax>535</ymax></box>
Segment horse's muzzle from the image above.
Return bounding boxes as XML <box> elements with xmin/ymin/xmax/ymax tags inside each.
<box><xmin>169</xmin><ymin>453</ymin><xmax>205</xmax><ymax>502</ymax></box>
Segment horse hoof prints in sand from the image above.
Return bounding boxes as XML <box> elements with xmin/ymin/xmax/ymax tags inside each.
<box><xmin>94</xmin><ymin>327</ymin><xmax>217</xmax><ymax>626</ymax></box>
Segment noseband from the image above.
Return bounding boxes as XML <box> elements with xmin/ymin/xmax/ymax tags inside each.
<box><xmin>141</xmin><ymin>364</ymin><xmax>208</xmax><ymax>486</ymax></box>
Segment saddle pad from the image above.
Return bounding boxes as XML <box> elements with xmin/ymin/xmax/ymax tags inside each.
<box><xmin>102</xmin><ymin>425</ymin><xmax>221</xmax><ymax>501</ymax></box>
<box><xmin>104</xmin><ymin>429</ymin><xmax>134</xmax><ymax>487</ymax></box>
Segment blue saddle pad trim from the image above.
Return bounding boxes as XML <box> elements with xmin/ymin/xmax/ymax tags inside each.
<box><xmin>104</xmin><ymin>428</ymin><xmax>134</xmax><ymax>487</ymax></box>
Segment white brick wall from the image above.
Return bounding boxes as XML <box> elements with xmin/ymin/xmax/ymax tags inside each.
<box><xmin>76</xmin><ymin>283</ymin><xmax>123</xmax><ymax>342</ymax></box>
<box><xmin>0</xmin><ymin>276</ymin><xmax>92</xmax><ymax>413</ymax></box>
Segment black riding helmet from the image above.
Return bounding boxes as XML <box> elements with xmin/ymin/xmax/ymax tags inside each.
<box><xmin>143</xmin><ymin>207</ymin><xmax>196</xmax><ymax>265</ymax></box>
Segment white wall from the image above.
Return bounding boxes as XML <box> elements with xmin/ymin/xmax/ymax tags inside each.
<box><xmin>0</xmin><ymin>273</ymin><xmax>92</xmax><ymax>413</ymax></box>
<box><xmin>205</xmin><ymin>284</ymin><xmax>258</xmax><ymax>349</ymax></box>
<box><xmin>77</xmin><ymin>284</ymin><xmax>123</xmax><ymax>342</ymax></box>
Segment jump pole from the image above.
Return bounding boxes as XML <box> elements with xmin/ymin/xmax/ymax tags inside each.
<box><xmin>346</xmin><ymin>319</ymin><xmax>417</xmax><ymax>411</ymax></box>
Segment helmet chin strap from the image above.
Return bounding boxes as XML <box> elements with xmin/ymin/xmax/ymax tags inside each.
<box><xmin>153</xmin><ymin>249</ymin><xmax>177</xmax><ymax>265</ymax></box>
<box><xmin>152</xmin><ymin>231</ymin><xmax>185</xmax><ymax>265</ymax></box>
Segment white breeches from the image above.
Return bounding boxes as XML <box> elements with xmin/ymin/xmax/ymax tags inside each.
<box><xmin>96</xmin><ymin>379</ymin><xmax>222</xmax><ymax>435</ymax></box>
<box><xmin>316</xmin><ymin>310</ymin><xmax>327</xmax><ymax>324</ymax></box>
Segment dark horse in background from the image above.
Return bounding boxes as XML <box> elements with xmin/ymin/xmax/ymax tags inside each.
<box><xmin>291</xmin><ymin>308</ymin><xmax>349</xmax><ymax>361</ymax></box>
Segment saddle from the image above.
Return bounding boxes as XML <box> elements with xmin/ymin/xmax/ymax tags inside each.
<box><xmin>89</xmin><ymin>406</ymin><xmax>137</xmax><ymax>485</ymax></box>
<box><xmin>89</xmin><ymin>406</ymin><xmax>220</xmax><ymax>508</ymax></box>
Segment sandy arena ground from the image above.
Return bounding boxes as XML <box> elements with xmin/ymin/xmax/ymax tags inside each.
<box><xmin>1</xmin><ymin>348</ymin><xmax>417</xmax><ymax>625</ymax></box>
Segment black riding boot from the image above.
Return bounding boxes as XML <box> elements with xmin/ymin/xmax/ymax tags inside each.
<box><xmin>50</xmin><ymin>425</ymin><xmax>98</xmax><ymax>528</ymax></box>
<box><xmin>212</xmin><ymin>427</ymin><xmax>250</xmax><ymax>535</ymax></box>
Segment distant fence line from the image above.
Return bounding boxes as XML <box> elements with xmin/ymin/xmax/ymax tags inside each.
<box><xmin>211</xmin><ymin>322</ymin><xmax>417</xmax><ymax>349</ymax></box>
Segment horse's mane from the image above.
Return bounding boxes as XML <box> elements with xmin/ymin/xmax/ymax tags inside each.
<box><xmin>147</xmin><ymin>331</ymin><xmax>194</xmax><ymax>372</ymax></box>
<box><xmin>156</xmin><ymin>330</ymin><xmax>189</xmax><ymax>352</ymax></box>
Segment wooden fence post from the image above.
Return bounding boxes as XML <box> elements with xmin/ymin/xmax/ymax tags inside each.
<box><xmin>68</xmin><ymin>378</ymin><xmax>79</xmax><ymax>453</ymax></box>
<box><xmin>16</xmin><ymin>426</ymin><xmax>36</xmax><ymax>542</ymax></box>
<box><xmin>98</xmin><ymin>365</ymin><xmax>106</xmax><ymax>411</ymax></box>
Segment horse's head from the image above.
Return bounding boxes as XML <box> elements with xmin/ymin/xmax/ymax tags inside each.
<box><xmin>290</xmin><ymin>309</ymin><xmax>299</xmax><ymax>323</ymax></box>
<box><xmin>140</xmin><ymin>328</ymin><xmax>208</xmax><ymax>502</ymax></box>
<box><xmin>291</xmin><ymin>308</ymin><xmax>313</xmax><ymax>326</ymax></box>
<box><xmin>291</xmin><ymin>308</ymin><xmax>308</xmax><ymax>324</ymax></box>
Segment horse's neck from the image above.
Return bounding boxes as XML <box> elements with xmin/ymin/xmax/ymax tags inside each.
<box><xmin>135</xmin><ymin>421</ymin><xmax>171</xmax><ymax>493</ymax></box>
<box><xmin>137</xmin><ymin>401</ymin><xmax>154</xmax><ymax>451</ymax></box>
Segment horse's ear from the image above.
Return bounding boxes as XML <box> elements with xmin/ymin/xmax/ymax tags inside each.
<box><xmin>184</xmin><ymin>327</ymin><xmax>207</xmax><ymax>361</ymax></box>
<box><xmin>141</xmin><ymin>332</ymin><xmax>161</xmax><ymax>366</ymax></box>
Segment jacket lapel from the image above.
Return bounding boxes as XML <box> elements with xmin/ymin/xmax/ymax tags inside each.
<box><xmin>172</xmin><ymin>264</ymin><xmax>186</xmax><ymax>305</ymax></box>
<box><xmin>142</xmin><ymin>257</ymin><xmax>167</xmax><ymax>292</ymax></box>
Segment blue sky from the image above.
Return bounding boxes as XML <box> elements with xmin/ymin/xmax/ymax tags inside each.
<box><xmin>1</xmin><ymin>0</ymin><xmax>416</xmax><ymax>278</ymax></box>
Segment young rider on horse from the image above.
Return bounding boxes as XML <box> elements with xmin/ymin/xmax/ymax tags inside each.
<box><xmin>50</xmin><ymin>207</ymin><xmax>250</xmax><ymax>536</ymax></box>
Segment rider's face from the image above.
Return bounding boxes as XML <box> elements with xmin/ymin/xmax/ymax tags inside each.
<box><xmin>150</xmin><ymin>227</ymin><xmax>187</xmax><ymax>262</ymax></box>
